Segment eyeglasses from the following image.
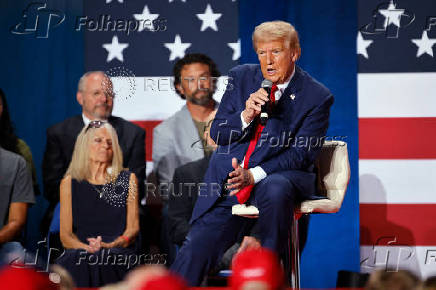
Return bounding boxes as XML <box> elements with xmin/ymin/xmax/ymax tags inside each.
<box><xmin>85</xmin><ymin>120</ymin><xmax>105</xmax><ymax>133</ymax></box>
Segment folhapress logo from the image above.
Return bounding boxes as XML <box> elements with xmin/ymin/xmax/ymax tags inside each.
<box><xmin>360</xmin><ymin>0</ymin><xmax>415</xmax><ymax>39</ymax></box>
<box><xmin>10</xmin><ymin>2</ymin><xmax>65</xmax><ymax>38</ymax></box>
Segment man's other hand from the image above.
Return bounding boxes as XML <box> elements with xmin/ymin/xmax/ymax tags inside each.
<box><xmin>227</xmin><ymin>158</ymin><xmax>254</xmax><ymax>195</ymax></box>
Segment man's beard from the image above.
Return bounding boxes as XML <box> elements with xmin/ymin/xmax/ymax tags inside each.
<box><xmin>92</xmin><ymin>104</ymin><xmax>112</xmax><ymax>119</ymax></box>
<box><xmin>186</xmin><ymin>89</ymin><xmax>214</xmax><ymax>106</ymax></box>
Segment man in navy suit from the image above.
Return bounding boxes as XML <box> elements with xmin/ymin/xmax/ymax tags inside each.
<box><xmin>171</xmin><ymin>20</ymin><xmax>334</xmax><ymax>286</ymax></box>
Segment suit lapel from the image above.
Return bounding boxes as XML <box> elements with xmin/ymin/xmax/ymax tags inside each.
<box><xmin>72</xmin><ymin>115</ymin><xmax>85</xmax><ymax>133</ymax></box>
<box><xmin>109</xmin><ymin>116</ymin><xmax>122</xmax><ymax>139</ymax></box>
<box><xmin>181</xmin><ymin>105</ymin><xmax>201</xmax><ymax>144</ymax></box>
<box><xmin>248</xmin><ymin>66</ymin><xmax>304</xmax><ymax>167</ymax></box>
<box><xmin>108</xmin><ymin>116</ymin><xmax>131</xmax><ymax>164</ymax></box>
<box><xmin>178</xmin><ymin>105</ymin><xmax>205</xmax><ymax>160</ymax></box>
<box><xmin>277</xmin><ymin>66</ymin><xmax>303</xmax><ymax>116</ymax></box>
<box><xmin>251</xmin><ymin>68</ymin><xmax>264</xmax><ymax>98</ymax></box>
<box><xmin>64</xmin><ymin>115</ymin><xmax>85</xmax><ymax>159</ymax></box>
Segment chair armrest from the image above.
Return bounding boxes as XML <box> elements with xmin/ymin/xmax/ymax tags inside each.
<box><xmin>298</xmin><ymin>189</ymin><xmax>346</xmax><ymax>214</ymax></box>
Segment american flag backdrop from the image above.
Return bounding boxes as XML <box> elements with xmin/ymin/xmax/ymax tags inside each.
<box><xmin>2</xmin><ymin>0</ymin><xmax>360</xmax><ymax>286</ymax></box>
<box><xmin>83</xmin><ymin>0</ymin><xmax>239</xmax><ymax>175</ymax></box>
<box><xmin>82</xmin><ymin>0</ymin><xmax>436</xmax><ymax>280</ymax></box>
<box><xmin>358</xmin><ymin>0</ymin><xmax>436</xmax><ymax>278</ymax></box>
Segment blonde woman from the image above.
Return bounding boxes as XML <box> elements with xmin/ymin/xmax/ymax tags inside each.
<box><xmin>56</xmin><ymin>121</ymin><xmax>139</xmax><ymax>287</ymax></box>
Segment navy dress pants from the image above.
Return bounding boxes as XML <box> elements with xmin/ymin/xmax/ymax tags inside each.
<box><xmin>170</xmin><ymin>173</ymin><xmax>297</xmax><ymax>286</ymax></box>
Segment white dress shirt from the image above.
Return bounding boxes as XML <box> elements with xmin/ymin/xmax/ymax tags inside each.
<box><xmin>239</xmin><ymin>67</ymin><xmax>295</xmax><ymax>184</ymax></box>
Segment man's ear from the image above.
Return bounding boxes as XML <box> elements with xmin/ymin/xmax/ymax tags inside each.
<box><xmin>176</xmin><ymin>83</ymin><xmax>185</xmax><ymax>96</ymax></box>
<box><xmin>76</xmin><ymin>91</ymin><xmax>83</xmax><ymax>106</ymax></box>
<box><xmin>291</xmin><ymin>48</ymin><xmax>300</xmax><ymax>62</ymax></box>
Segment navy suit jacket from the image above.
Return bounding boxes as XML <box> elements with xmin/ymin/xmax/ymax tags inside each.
<box><xmin>190</xmin><ymin>64</ymin><xmax>334</xmax><ymax>223</ymax></box>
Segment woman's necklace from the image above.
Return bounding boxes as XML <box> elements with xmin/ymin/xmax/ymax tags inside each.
<box><xmin>90</xmin><ymin>174</ymin><xmax>110</xmax><ymax>198</ymax></box>
<box><xmin>91</xmin><ymin>183</ymin><xmax>105</xmax><ymax>198</ymax></box>
<box><xmin>89</xmin><ymin>168</ymin><xmax>115</xmax><ymax>199</ymax></box>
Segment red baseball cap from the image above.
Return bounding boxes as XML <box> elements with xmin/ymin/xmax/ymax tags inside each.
<box><xmin>139</xmin><ymin>272</ymin><xmax>187</xmax><ymax>290</ymax></box>
<box><xmin>0</xmin><ymin>266</ymin><xmax>58</xmax><ymax>290</ymax></box>
<box><xmin>230</xmin><ymin>248</ymin><xmax>284</xmax><ymax>290</ymax></box>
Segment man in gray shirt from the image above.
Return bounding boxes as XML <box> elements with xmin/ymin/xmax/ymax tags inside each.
<box><xmin>0</xmin><ymin>147</ymin><xmax>35</xmax><ymax>266</ymax></box>
<box><xmin>152</xmin><ymin>54</ymin><xmax>219</xmax><ymax>263</ymax></box>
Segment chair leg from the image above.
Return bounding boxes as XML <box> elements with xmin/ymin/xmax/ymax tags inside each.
<box><xmin>291</xmin><ymin>213</ymin><xmax>300</xmax><ymax>289</ymax></box>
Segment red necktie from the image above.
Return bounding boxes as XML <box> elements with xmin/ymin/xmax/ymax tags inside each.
<box><xmin>235</xmin><ymin>84</ymin><xmax>278</xmax><ymax>204</ymax></box>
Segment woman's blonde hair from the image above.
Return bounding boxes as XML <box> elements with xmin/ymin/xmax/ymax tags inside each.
<box><xmin>252</xmin><ymin>20</ymin><xmax>301</xmax><ymax>59</ymax></box>
<box><xmin>65</xmin><ymin>122</ymin><xmax>123</xmax><ymax>182</ymax></box>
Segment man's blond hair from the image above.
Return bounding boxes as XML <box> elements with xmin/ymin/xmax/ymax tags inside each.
<box><xmin>252</xmin><ymin>20</ymin><xmax>301</xmax><ymax>58</ymax></box>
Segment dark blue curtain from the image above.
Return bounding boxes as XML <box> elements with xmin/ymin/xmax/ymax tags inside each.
<box><xmin>0</xmin><ymin>0</ymin><xmax>84</xmax><ymax>250</ymax></box>
<box><xmin>239</xmin><ymin>0</ymin><xmax>359</xmax><ymax>288</ymax></box>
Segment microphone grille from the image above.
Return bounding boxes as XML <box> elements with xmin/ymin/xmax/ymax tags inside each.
<box><xmin>261</xmin><ymin>79</ymin><xmax>273</xmax><ymax>88</ymax></box>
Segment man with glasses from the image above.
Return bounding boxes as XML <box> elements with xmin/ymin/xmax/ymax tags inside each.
<box><xmin>42</xmin><ymin>71</ymin><xmax>145</xmax><ymax>253</ymax></box>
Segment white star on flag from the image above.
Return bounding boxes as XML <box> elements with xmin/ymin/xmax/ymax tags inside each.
<box><xmin>102</xmin><ymin>36</ymin><xmax>129</xmax><ymax>62</ymax></box>
<box><xmin>169</xmin><ymin>0</ymin><xmax>186</xmax><ymax>2</ymax></box>
<box><xmin>196</xmin><ymin>4</ymin><xmax>222</xmax><ymax>31</ymax></box>
<box><xmin>228</xmin><ymin>39</ymin><xmax>241</xmax><ymax>61</ymax></box>
<box><xmin>379</xmin><ymin>0</ymin><xmax>404</xmax><ymax>28</ymax></box>
<box><xmin>164</xmin><ymin>34</ymin><xmax>191</xmax><ymax>61</ymax></box>
<box><xmin>106</xmin><ymin>0</ymin><xmax>123</xmax><ymax>3</ymax></box>
<box><xmin>134</xmin><ymin>5</ymin><xmax>159</xmax><ymax>32</ymax></box>
<box><xmin>411</xmin><ymin>31</ymin><xmax>436</xmax><ymax>57</ymax></box>
<box><xmin>357</xmin><ymin>32</ymin><xmax>373</xmax><ymax>59</ymax></box>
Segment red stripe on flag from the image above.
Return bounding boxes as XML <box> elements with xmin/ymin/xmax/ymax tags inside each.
<box><xmin>131</xmin><ymin>120</ymin><xmax>162</xmax><ymax>162</ymax></box>
<box><xmin>359</xmin><ymin>117</ymin><xmax>436</xmax><ymax>159</ymax></box>
<box><xmin>360</xmin><ymin>204</ymin><xmax>436</xmax><ymax>246</ymax></box>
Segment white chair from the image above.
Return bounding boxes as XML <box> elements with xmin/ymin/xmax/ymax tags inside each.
<box><xmin>232</xmin><ymin>140</ymin><xmax>351</xmax><ymax>289</ymax></box>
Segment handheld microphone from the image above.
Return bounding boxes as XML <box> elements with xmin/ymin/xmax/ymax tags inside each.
<box><xmin>260</xmin><ymin>79</ymin><xmax>273</xmax><ymax>125</ymax></box>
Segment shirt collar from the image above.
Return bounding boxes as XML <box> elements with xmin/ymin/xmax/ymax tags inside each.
<box><xmin>277</xmin><ymin>65</ymin><xmax>295</xmax><ymax>92</ymax></box>
<box><xmin>82</xmin><ymin>114</ymin><xmax>107</xmax><ymax>127</ymax></box>
<box><xmin>274</xmin><ymin>65</ymin><xmax>295</xmax><ymax>101</ymax></box>
<box><xmin>82</xmin><ymin>114</ymin><xmax>91</xmax><ymax>127</ymax></box>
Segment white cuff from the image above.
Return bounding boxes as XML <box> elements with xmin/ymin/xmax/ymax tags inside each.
<box><xmin>249</xmin><ymin>166</ymin><xmax>267</xmax><ymax>184</ymax></box>
<box><xmin>240</xmin><ymin>111</ymin><xmax>252</xmax><ymax>130</ymax></box>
